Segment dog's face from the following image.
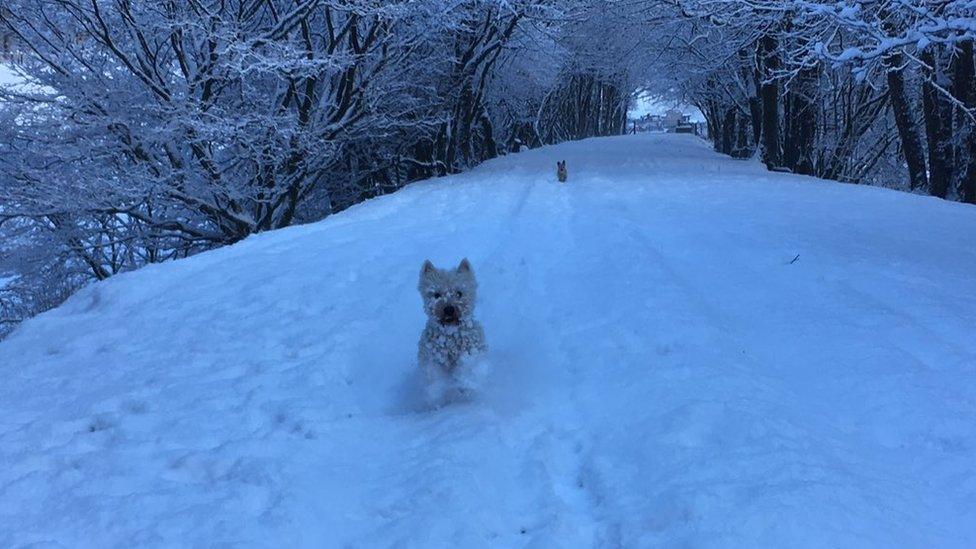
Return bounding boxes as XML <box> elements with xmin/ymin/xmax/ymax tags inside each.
<box><xmin>419</xmin><ymin>258</ymin><xmax>478</xmax><ymax>326</ymax></box>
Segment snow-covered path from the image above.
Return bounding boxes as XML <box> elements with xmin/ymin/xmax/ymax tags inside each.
<box><xmin>2</xmin><ymin>134</ymin><xmax>975</xmax><ymax>547</ymax></box>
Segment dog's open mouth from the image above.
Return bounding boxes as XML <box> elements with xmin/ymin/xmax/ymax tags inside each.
<box><xmin>439</xmin><ymin>315</ymin><xmax>460</xmax><ymax>326</ymax></box>
<box><xmin>439</xmin><ymin>304</ymin><xmax>460</xmax><ymax>326</ymax></box>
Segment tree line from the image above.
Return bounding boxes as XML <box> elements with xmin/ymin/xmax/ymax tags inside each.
<box><xmin>664</xmin><ymin>1</ymin><xmax>975</xmax><ymax>202</ymax></box>
<box><xmin>2</xmin><ymin>1</ymin><xmax>974</xmax><ymax>337</ymax></box>
<box><xmin>0</xmin><ymin>1</ymin><xmax>631</xmax><ymax>337</ymax></box>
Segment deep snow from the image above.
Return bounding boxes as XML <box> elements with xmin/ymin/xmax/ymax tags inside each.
<box><xmin>2</xmin><ymin>134</ymin><xmax>975</xmax><ymax>547</ymax></box>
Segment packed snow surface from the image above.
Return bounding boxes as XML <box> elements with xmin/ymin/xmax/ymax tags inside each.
<box><xmin>2</xmin><ymin>134</ymin><xmax>975</xmax><ymax>547</ymax></box>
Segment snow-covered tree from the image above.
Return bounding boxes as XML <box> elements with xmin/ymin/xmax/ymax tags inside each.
<box><xmin>3</xmin><ymin>0</ymin><xmax>973</xmax><ymax>337</ymax></box>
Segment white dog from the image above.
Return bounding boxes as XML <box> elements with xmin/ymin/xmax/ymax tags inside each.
<box><xmin>417</xmin><ymin>258</ymin><xmax>488</xmax><ymax>404</ymax></box>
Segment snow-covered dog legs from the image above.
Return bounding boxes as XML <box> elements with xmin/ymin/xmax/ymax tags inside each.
<box><xmin>422</xmin><ymin>353</ymin><xmax>491</xmax><ymax>407</ymax></box>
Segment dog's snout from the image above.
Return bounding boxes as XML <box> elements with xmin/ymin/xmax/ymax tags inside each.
<box><xmin>439</xmin><ymin>304</ymin><xmax>460</xmax><ymax>325</ymax></box>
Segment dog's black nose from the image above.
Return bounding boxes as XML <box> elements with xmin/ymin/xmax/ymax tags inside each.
<box><xmin>443</xmin><ymin>304</ymin><xmax>457</xmax><ymax>317</ymax></box>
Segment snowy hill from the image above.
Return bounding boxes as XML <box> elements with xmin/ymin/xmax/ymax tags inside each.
<box><xmin>2</xmin><ymin>134</ymin><xmax>975</xmax><ymax>547</ymax></box>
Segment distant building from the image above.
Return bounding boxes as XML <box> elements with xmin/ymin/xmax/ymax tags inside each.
<box><xmin>629</xmin><ymin>109</ymin><xmax>699</xmax><ymax>135</ymax></box>
<box><xmin>663</xmin><ymin>109</ymin><xmax>691</xmax><ymax>129</ymax></box>
<box><xmin>630</xmin><ymin>113</ymin><xmax>665</xmax><ymax>133</ymax></box>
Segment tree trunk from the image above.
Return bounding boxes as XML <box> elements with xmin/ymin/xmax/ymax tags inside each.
<box><xmin>885</xmin><ymin>52</ymin><xmax>928</xmax><ymax>191</ymax></box>
<box><xmin>921</xmin><ymin>48</ymin><xmax>954</xmax><ymax>198</ymax></box>
<box><xmin>706</xmin><ymin>100</ymin><xmax>723</xmax><ymax>152</ymax></box>
<box><xmin>782</xmin><ymin>65</ymin><xmax>818</xmax><ymax>175</ymax></box>
<box><xmin>758</xmin><ymin>34</ymin><xmax>781</xmax><ymax>168</ymax></box>
<box><xmin>479</xmin><ymin>109</ymin><xmax>498</xmax><ymax>161</ymax></box>
<box><xmin>734</xmin><ymin>112</ymin><xmax>749</xmax><ymax>158</ymax></box>
<box><xmin>738</xmin><ymin>48</ymin><xmax>762</xmax><ymax>148</ymax></box>
<box><xmin>722</xmin><ymin>107</ymin><xmax>736</xmax><ymax>155</ymax></box>
<box><xmin>954</xmin><ymin>40</ymin><xmax>976</xmax><ymax>203</ymax></box>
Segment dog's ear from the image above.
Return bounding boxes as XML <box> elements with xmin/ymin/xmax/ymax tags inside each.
<box><xmin>421</xmin><ymin>259</ymin><xmax>436</xmax><ymax>277</ymax></box>
<box><xmin>457</xmin><ymin>258</ymin><xmax>472</xmax><ymax>273</ymax></box>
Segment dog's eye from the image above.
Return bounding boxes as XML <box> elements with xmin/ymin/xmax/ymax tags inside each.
<box><xmin>455</xmin><ymin>291</ymin><xmax>463</xmax><ymax>298</ymax></box>
<box><xmin>432</xmin><ymin>292</ymin><xmax>441</xmax><ymax>299</ymax></box>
